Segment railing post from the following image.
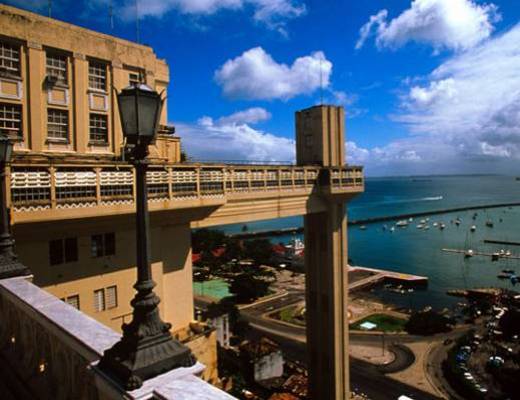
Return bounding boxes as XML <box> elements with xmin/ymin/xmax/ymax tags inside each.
<box><xmin>167</xmin><ymin>167</ymin><xmax>173</xmax><ymax>200</ymax></box>
<box><xmin>49</xmin><ymin>166</ymin><xmax>56</xmax><ymax>209</ymax></box>
<box><xmin>223</xmin><ymin>167</ymin><xmax>227</xmax><ymax>195</ymax></box>
<box><xmin>278</xmin><ymin>167</ymin><xmax>282</xmax><ymax>191</ymax></box>
<box><xmin>196</xmin><ymin>166</ymin><xmax>201</xmax><ymax>198</ymax></box>
<box><xmin>247</xmin><ymin>168</ymin><xmax>252</xmax><ymax>191</ymax></box>
<box><xmin>95</xmin><ymin>167</ymin><xmax>101</xmax><ymax>205</ymax></box>
<box><xmin>264</xmin><ymin>168</ymin><xmax>267</xmax><ymax>191</ymax></box>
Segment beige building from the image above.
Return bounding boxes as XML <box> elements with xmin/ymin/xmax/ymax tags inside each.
<box><xmin>0</xmin><ymin>4</ymin><xmax>364</xmax><ymax>399</ymax></box>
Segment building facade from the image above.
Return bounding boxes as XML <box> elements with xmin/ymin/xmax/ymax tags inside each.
<box><xmin>0</xmin><ymin>4</ymin><xmax>364</xmax><ymax>399</ymax></box>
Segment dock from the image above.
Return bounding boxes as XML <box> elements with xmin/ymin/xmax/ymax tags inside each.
<box><xmin>348</xmin><ymin>265</ymin><xmax>428</xmax><ymax>291</ymax></box>
<box><xmin>484</xmin><ymin>239</ymin><xmax>520</xmax><ymax>247</ymax></box>
<box><xmin>442</xmin><ymin>248</ymin><xmax>520</xmax><ymax>260</ymax></box>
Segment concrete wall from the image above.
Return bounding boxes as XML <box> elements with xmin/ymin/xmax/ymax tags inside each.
<box><xmin>14</xmin><ymin>216</ymin><xmax>194</xmax><ymax>333</ymax></box>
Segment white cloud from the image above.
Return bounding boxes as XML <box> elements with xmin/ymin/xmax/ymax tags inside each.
<box><xmin>214</xmin><ymin>47</ymin><xmax>332</xmax><ymax>100</ymax></box>
<box><xmin>356</xmin><ymin>0</ymin><xmax>500</xmax><ymax>52</ymax></box>
<box><xmin>178</xmin><ymin>109</ymin><xmax>294</xmax><ymax>162</ymax></box>
<box><xmin>114</xmin><ymin>0</ymin><xmax>304</xmax><ymax>32</ymax></box>
<box><xmin>216</xmin><ymin>107</ymin><xmax>271</xmax><ymax>125</ymax></box>
<box><xmin>352</xmin><ymin>23</ymin><xmax>520</xmax><ymax>176</ymax></box>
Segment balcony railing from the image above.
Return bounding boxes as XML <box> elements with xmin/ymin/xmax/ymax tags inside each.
<box><xmin>0</xmin><ymin>276</ymin><xmax>236</xmax><ymax>399</ymax></box>
<box><xmin>8</xmin><ymin>162</ymin><xmax>363</xmax><ymax>213</ymax></box>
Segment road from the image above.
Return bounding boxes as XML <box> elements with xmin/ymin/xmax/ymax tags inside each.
<box><xmin>238</xmin><ymin>290</ymin><xmax>443</xmax><ymax>400</ymax></box>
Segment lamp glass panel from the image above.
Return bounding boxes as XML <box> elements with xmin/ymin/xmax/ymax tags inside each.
<box><xmin>118</xmin><ymin>94</ymin><xmax>138</xmax><ymax>138</ymax></box>
<box><xmin>137</xmin><ymin>94</ymin><xmax>160</xmax><ymax>139</ymax></box>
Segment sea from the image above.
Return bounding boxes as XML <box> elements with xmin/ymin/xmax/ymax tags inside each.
<box><xmin>215</xmin><ymin>175</ymin><xmax>520</xmax><ymax>312</ymax></box>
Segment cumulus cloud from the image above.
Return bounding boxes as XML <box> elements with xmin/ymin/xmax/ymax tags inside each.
<box><xmin>352</xmin><ymin>23</ymin><xmax>520</xmax><ymax>175</ymax></box>
<box><xmin>178</xmin><ymin>109</ymin><xmax>294</xmax><ymax>162</ymax></box>
<box><xmin>356</xmin><ymin>0</ymin><xmax>500</xmax><ymax>52</ymax></box>
<box><xmin>215</xmin><ymin>47</ymin><xmax>332</xmax><ymax>100</ymax></box>
<box><xmin>109</xmin><ymin>0</ymin><xmax>305</xmax><ymax>33</ymax></box>
<box><xmin>216</xmin><ymin>107</ymin><xmax>271</xmax><ymax>125</ymax></box>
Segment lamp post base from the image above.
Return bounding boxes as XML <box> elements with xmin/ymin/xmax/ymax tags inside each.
<box><xmin>0</xmin><ymin>254</ymin><xmax>31</xmax><ymax>280</ymax></box>
<box><xmin>99</xmin><ymin>328</ymin><xmax>196</xmax><ymax>390</ymax></box>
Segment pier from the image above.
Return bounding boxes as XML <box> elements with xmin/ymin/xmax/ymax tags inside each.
<box><xmin>442</xmin><ymin>248</ymin><xmax>520</xmax><ymax>260</ymax></box>
<box><xmin>225</xmin><ymin>202</ymin><xmax>520</xmax><ymax>239</ymax></box>
<box><xmin>348</xmin><ymin>265</ymin><xmax>428</xmax><ymax>291</ymax></box>
<box><xmin>484</xmin><ymin>239</ymin><xmax>520</xmax><ymax>246</ymax></box>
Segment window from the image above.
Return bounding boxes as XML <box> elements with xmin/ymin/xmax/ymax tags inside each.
<box><xmin>94</xmin><ymin>289</ymin><xmax>105</xmax><ymax>312</ymax></box>
<box><xmin>47</xmin><ymin>108</ymin><xmax>68</xmax><ymax>141</ymax></box>
<box><xmin>63</xmin><ymin>295</ymin><xmax>80</xmax><ymax>310</ymax></box>
<box><xmin>129</xmin><ymin>72</ymin><xmax>140</xmax><ymax>86</ymax></box>
<box><xmin>88</xmin><ymin>61</ymin><xmax>106</xmax><ymax>91</ymax></box>
<box><xmin>49</xmin><ymin>237</ymin><xmax>78</xmax><ymax>265</ymax></box>
<box><xmin>0</xmin><ymin>41</ymin><xmax>20</xmax><ymax>76</ymax></box>
<box><xmin>0</xmin><ymin>103</ymin><xmax>22</xmax><ymax>139</ymax></box>
<box><xmin>46</xmin><ymin>52</ymin><xmax>67</xmax><ymax>83</ymax></box>
<box><xmin>89</xmin><ymin>113</ymin><xmax>108</xmax><ymax>143</ymax></box>
<box><xmin>106</xmin><ymin>286</ymin><xmax>118</xmax><ymax>309</ymax></box>
<box><xmin>94</xmin><ymin>286</ymin><xmax>117</xmax><ymax>312</ymax></box>
<box><xmin>91</xmin><ymin>232</ymin><xmax>115</xmax><ymax>257</ymax></box>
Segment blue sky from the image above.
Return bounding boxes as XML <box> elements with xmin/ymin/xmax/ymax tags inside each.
<box><xmin>5</xmin><ymin>0</ymin><xmax>520</xmax><ymax>176</ymax></box>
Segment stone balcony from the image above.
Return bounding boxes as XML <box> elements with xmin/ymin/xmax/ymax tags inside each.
<box><xmin>7</xmin><ymin>162</ymin><xmax>364</xmax><ymax>225</ymax></box>
<box><xmin>0</xmin><ymin>275</ymin><xmax>236</xmax><ymax>400</ymax></box>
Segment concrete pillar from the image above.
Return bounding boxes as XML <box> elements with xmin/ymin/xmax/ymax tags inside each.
<box><xmin>73</xmin><ymin>53</ymin><xmax>88</xmax><ymax>154</ymax></box>
<box><xmin>304</xmin><ymin>202</ymin><xmax>349</xmax><ymax>400</ymax></box>
<box><xmin>296</xmin><ymin>105</ymin><xmax>350</xmax><ymax>399</ymax></box>
<box><xmin>27</xmin><ymin>42</ymin><xmax>45</xmax><ymax>152</ymax></box>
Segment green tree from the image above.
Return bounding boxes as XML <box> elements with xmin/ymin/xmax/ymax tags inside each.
<box><xmin>243</xmin><ymin>238</ymin><xmax>273</xmax><ymax>265</ymax></box>
<box><xmin>229</xmin><ymin>272</ymin><xmax>270</xmax><ymax>303</ymax></box>
<box><xmin>405</xmin><ymin>310</ymin><xmax>453</xmax><ymax>335</ymax></box>
<box><xmin>192</xmin><ymin>228</ymin><xmax>226</xmax><ymax>254</ymax></box>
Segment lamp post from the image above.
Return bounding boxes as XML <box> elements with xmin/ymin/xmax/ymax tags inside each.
<box><xmin>98</xmin><ymin>84</ymin><xmax>195</xmax><ymax>390</ymax></box>
<box><xmin>0</xmin><ymin>134</ymin><xmax>30</xmax><ymax>279</ymax></box>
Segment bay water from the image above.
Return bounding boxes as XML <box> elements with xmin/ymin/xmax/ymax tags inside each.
<box><xmin>217</xmin><ymin>175</ymin><xmax>520</xmax><ymax>311</ymax></box>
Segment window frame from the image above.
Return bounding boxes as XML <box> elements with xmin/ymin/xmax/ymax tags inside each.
<box><xmin>49</xmin><ymin>237</ymin><xmax>78</xmax><ymax>266</ymax></box>
<box><xmin>64</xmin><ymin>294</ymin><xmax>80</xmax><ymax>310</ymax></box>
<box><xmin>88</xmin><ymin>113</ymin><xmax>108</xmax><ymax>144</ymax></box>
<box><xmin>106</xmin><ymin>285</ymin><xmax>118</xmax><ymax>309</ymax></box>
<box><xmin>94</xmin><ymin>288</ymin><xmax>106</xmax><ymax>312</ymax></box>
<box><xmin>46</xmin><ymin>51</ymin><xmax>68</xmax><ymax>84</ymax></box>
<box><xmin>91</xmin><ymin>232</ymin><xmax>115</xmax><ymax>257</ymax></box>
<box><xmin>0</xmin><ymin>40</ymin><xmax>21</xmax><ymax>78</ymax></box>
<box><xmin>47</xmin><ymin>108</ymin><xmax>69</xmax><ymax>142</ymax></box>
<box><xmin>0</xmin><ymin>102</ymin><xmax>23</xmax><ymax>140</ymax></box>
<box><xmin>88</xmin><ymin>61</ymin><xmax>107</xmax><ymax>91</ymax></box>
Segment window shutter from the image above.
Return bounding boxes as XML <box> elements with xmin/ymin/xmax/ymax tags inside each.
<box><xmin>106</xmin><ymin>286</ymin><xmax>118</xmax><ymax>309</ymax></box>
<box><xmin>94</xmin><ymin>289</ymin><xmax>105</xmax><ymax>312</ymax></box>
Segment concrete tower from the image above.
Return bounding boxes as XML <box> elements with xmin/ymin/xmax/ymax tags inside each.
<box><xmin>296</xmin><ymin>105</ymin><xmax>353</xmax><ymax>400</ymax></box>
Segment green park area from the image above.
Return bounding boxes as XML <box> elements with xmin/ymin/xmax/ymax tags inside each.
<box><xmin>193</xmin><ymin>279</ymin><xmax>231</xmax><ymax>300</ymax></box>
<box><xmin>272</xmin><ymin>304</ymin><xmax>306</xmax><ymax>326</ymax></box>
<box><xmin>350</xmin><ymin>313</ymin><xmax>407</xmax><ymax>333</ymax></box>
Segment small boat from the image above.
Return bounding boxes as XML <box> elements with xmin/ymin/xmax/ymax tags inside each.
<box><xmin>424</xmin><ymin>225</ymin><xmax>430</xmax><ymax>230</ymax></box>
<box><xmin>455</xmin><ymin>219</ymin><xmax>461</xmax><ymax>226</ymax></box>
<box><xmin>492</xmin><ymin>253</ymin><xmax>500</xmax><ymax>261</ymax></box>
<box><xmin>486</xmin><ymin>220</ymin><xmax>494</xmax><ymax>228</ymax></box>
<box><xmin>426</xmin><ymin>218</ymin><xmax>430</xmax><ymax>222</ymax></box>
<box><xmin>409</xmin><ymin>217</ymin><xmax>413</xmax><ymax>222</ymax></box>
<box><xmin>502</xmin><ymin>269</ymin><xmax>515</xmax><ymax>274</ymax></box>
<box><xmin>396</xmin><ymin>220</ymin><xmax>408</xmax><ymax>227</ymax></box>
<box><xmin>440</xmin><ymin>223</ymin><xmax>446</xmax><ymax>230</ymax></box>
<box><xmin>498</xmin><ymin>273</ymin><xmax>511</xmax><ymax>279</ymax></box>
<box><xmin>499</xmin><ymin>249</ymin><xmax>505</xmax><ymax>256</ymax></box>
<box><xmin>360</xmin><ymin>225</ymin><xmax>367</xmax><ymax>230</ymax></box>
<box><xmin>420</xmin><ymin>219</ymin><xmax>426</xmax><ymax>224</ymax></box>
<box><xmin>470</xmin><ymin>225</ymin><xmax>476</xmax><ymax>232</ymax></box>
<box><xmin>433</xmin><ymin>222</ymin><xmax>438</xmax><ymax>227</ymax></box>
<box><xmin>416</xmin><ymin>224</ymin><xmax>424</xmax><ymax>229</ymax></box>
<box><xmin>465</xmin><ymin>249</ymin><xmax>474</xmax><ymax>258</ymax></box>
<box><xmin>506</xmin><ymin>250</ymin><xmax>512</xmax><ymax>257</ymax></box>
<box><xmin>390</xmin><ymin>227</ymin><xmax>395</xmax><ymax>232</ymax></box>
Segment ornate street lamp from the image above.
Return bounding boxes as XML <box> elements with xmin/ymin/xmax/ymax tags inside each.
<box><xmin>98</xmin><ymin>84</ymin><xmax>195</xmax><ymax>390</ymax></box>
<box><xmin>0</xmin><ymin>134</ymin><xmax>31</xmax><ymax>279</ymax></box>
